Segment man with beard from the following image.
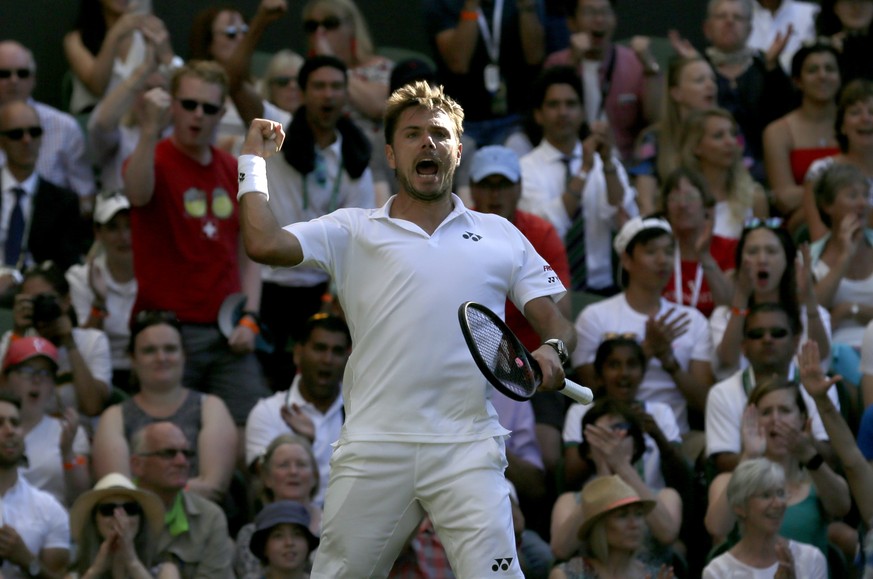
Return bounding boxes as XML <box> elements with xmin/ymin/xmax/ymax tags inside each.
<box><xmin>0</xmin><ymin>392</ymin><xmax>69</xmax><ymax>578</ymax></box>
<box><xmin>236</xmin><ymin>81</ymin><xmax>574</xmax><ymax>577</ymax></box>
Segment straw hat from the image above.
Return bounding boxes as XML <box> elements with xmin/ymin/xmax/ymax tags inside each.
<box><xmin>69</xmin><ymin>473</ymin><xmax>165</xmax><ymax>542</ymax></box>
<box><xmin>576</xmin><ymin>475</ymin><xmax>656</xmax><ymax>541</ymax></box>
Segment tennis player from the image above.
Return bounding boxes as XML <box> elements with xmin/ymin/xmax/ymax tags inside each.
<box><xmin>236</xmin><ymin>81</ymin><xmax>575</xmax><ymax>578</ymax></box>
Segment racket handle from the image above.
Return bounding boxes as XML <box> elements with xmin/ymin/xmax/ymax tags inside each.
<box><xmin>560</xmin><ymin>379</ymin><xmax>594</xmax><ymax>405</ymax></box>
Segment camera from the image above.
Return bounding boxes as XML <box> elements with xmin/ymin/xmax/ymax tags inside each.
<box><xmin>31</xmin><ymin>293</ymin><xmax>63</xmax><ymax>325</ymax></box>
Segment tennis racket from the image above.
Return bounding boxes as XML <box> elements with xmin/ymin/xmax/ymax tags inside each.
<box><xmin>458</xmin><ymin>302</ymin><xmax>593</xmax><ymax>405</ymax></box>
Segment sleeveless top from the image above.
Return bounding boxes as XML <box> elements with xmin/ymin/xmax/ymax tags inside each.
<box><xmin>790</xmin><ymin>147</ymin><xmax>840</xmax><ymax>185</ymax></box>
<box><xmin>122</xmin><ymin>390</ymin><xmax>203</xmax><ymax>475</ymax></box>
<box><xmin>780</xmin><ymin>483</ymin><xmax>829</xmax><ymax>556</ymax></box>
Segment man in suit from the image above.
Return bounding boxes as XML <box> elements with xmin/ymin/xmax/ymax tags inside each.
<box><xmin>0</xmin><ymin>100</ymin><xmax>81</xmax><ymax>286</ymax></box>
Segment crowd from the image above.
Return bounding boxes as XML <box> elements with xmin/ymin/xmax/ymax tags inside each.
<box><xmin>0</xmin><ymin>0</ymin><xmax>873</xmax><ymax>577</ymax></box>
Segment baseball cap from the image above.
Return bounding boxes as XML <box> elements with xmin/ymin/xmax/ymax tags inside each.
<box><xmin>93</xmin><ymin>191</ymin><xmax>131</xmax><ymax>225</ymax></box>
<box><xmin>3</xmin><ymin>336</ymin><xmax>59</xmax><ymax>372</ymax></box>
<box><xmin>612</xmin><ymin>216</ymin><xmax>672</xmax><ymax>255</ymax></box>
<box><xmin>469</xmin><ymin>146</ymin><xmax>521</xmax><ymax>184</ymax></box>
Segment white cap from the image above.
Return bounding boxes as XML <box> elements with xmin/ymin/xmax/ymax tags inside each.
<box><xmin>613</xmin><ymin>216</ymin><xmax>672</xmax><ymax>255</ymax></box>
<box><xmin>93</xmin><ymin>191</ymin><xmax>131</xmax><ymax>225</ymax></box>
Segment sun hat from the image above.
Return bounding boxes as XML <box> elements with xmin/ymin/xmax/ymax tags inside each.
<box><xmin>2</xmin><ymin>337</ymin><xmax>58</xmax><ymax>372</ymax></box>
<box><xmin>612</xmin><ymin>216</ymin><xmax>672</xmax><ymax>256</ymax></box>
<box><xmin>576</xmin><ymin>475</ymin><xmax>656</xmax><ymax>541</ymax></box>
<box><xmin>249</xmin><ymin>500</ymin><xmax>319</xmax><ymax>561</ymax></box>
<box><xmin>69</xmin><ymin>473</ymin><xmax>165</xmax><ymax>542</ymax></box>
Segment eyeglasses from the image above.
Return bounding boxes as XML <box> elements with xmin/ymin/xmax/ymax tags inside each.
<box><xmin>743</xmin><ymin>216</ymin><xmax>783</xmax><ymax>231</ymax></box>
<box><xmin>218</xmin><ymin>24</ymin><xmax>248</xmax><ymax>39</ymax></box>
<box><xmin>176</xmin><ymin>99</ymin><xmax>221</xmax><ymax>116</ymax></box>
<box><xmin>0</xmin><ymin>126</ymin><xmax>43</xmax><ymax>140</ymax></box>
<box><xmin>11</xmin><ymin>366</ymin><xmax>53</xmax><ymax>382</ymax></box>
<box><xmin>139</xmin><ymin>448</ymin><xmax>195</xmax><ymax>460</ymax></box>
<box><xmin>270</xmin><ymin>75</ymin><xmax>298</xmax><ymax>88</ymax></box>
<box><xmin>303</xmin><ymin>16</ymin><xmax>342</xmax><ymax>34</ymax></box>
<box><xmin>744</xmin><ymin>327</ymin><xmax>790</xmax><ymax>340</ymax></box>
<box><xmin>96</xmin><ymin>502</ymin><xmax>142</xmax><ymax>517</ymax></box>
<box><xmin>0</xmin><ymin>69</ymin><xmax>32</xmax><ymax>80</ymax></box>
<box><xmin>135</xmin><ymin>309</ymin><xmax>179</xmax><ymax>325</ymax></box>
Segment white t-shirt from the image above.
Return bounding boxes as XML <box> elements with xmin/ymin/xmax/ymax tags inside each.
<box><xmin>562</xmin><ymin>399</ymin><xmax>680</xmax><ymax>490</ymax></box>
<box><xmin>748</xmin><ymin>0</ymin><xmax>819</xmax><ymax>74</ymax></box>
<box><xmin>22</xmin><ymin>415</ymin><xmax>90</xmax><ymax>505</ymax></box>
<box><xmin>702</xmin><ymin>539</ymin><xmax>826</xmax><ymax>578</ymax></box>
<box><xmin>705</xmin><ymin>367</ymin><xmax>839</xmax><ymax>458</ymax></box>
<box><xmin>287</xmin><ymin>194</ymin><xmax>564</xmax><ymax>443</ymax></box>
<box><xmin>572</xmin><ymin>294</ymin><xmax>713</xmax><ymax>432</ymax></box>
<box><xmin>0</xmin><ymin>476</ymin><xmax>69</xmax><ymax>579</ymax></box>
<box><xmin>245</xmin><ymin>375</ymin><xmax>344</xmax><ymax>506</ymax></box>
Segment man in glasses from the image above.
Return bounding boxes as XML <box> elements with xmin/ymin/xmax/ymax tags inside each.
<box><xmin>705</xmin><ymin>302</ymin><xmax>839</xmax><ymax>473</ymax></box>
<box><xmin>123</xmin><ymin>60</ymin><xmax>269</xmax><ymax>431</ymax></box>
<box><xmin>130</xmin><ymin>421</ymin><xmax>232</xmax><ymax>579</ymax></box>
<box><xmin>0</xmin><ymin>100</ymin><xmax>82</xmax><ymax>279</ymax></box>
<box><xmin>0</xmin><ymin>41</ymin><xmax>94</xmax><ymax>204</ymax></box>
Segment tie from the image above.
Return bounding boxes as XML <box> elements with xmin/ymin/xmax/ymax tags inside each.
<box><xmin>562</xmin><ymin>157</ymin><xmax>587</xmax><ymax>291</ymax></box>
<box><xmin>5</xmin><ymin>187</ymin><xmax>25</xmax><ymax>267</ymax></box>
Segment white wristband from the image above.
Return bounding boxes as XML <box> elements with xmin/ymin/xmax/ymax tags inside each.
<box><xmin>238</xmin><ymin>155</ymin><xmax>269</xmax><ymax>202</ymax></box>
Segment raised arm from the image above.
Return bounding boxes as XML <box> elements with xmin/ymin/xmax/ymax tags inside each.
<box><xmin>517</xmin><ymin>0</ymin><xmax>544</xmax><ymax>66</ymax></box>
<box><xmin>122</xmin><ymin>87</ymin><xmax>171</xmax><ymax>206</ymax></box>
<box><xmin>433</xmin><ymin>0</ymin><xmax>482</xmax><ymax>74</ymax></box>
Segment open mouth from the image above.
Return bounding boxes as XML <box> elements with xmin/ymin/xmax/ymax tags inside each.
<box><xmin>415</xmin><ymin>158</ymin><xmax>439</xmax><ymax>176</ymax></box>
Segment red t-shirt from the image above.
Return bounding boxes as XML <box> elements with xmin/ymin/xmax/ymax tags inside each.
<box><xmin>662</xmin><ymin>235</ymin><xmax>737</xmax><ymax>318</ymax></box>
<box><xmin>128</xmin><ymin>139</ymin><xmax>241</xmax><ymax>324</ymax></box>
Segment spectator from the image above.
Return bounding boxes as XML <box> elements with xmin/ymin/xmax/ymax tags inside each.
<box><xmin>0</xmin><ymin>100</ymin><xmax>83</xmax><ymax>277</ymax></box>
<box><xmin>92</xmin><ymin>310</ymin><xmax>237</xmax><ymax>503</ymax></box>
<box><xmin>66</xmin><ymin>191</ymin><xmax>137</xmax><ymax>392</ymax></box>
<box><xmin>0</xmin><ymin>40</ymin><xmax>95</xmax><ymax>202</ymax></box>
<box><xmin>68</xmin><ymin>472</ymin><xmax>179</xmax><ymax>579</ymax></box>
<box><xmin>122</xmin><ymin>60</ymin><xmax>270</xmax><ymax>428</ymax></box>
<box><xmin>259</xmin><ymin>49</ymin><xmax>304</xmax><ymax>115</ymax></box>
<box><xmin>710</xmin><ymin>219</ymin><xmax>831</xmax><ymax>380</ymax></box>
<box><xmin>572</xmin><ymin>217</ymin><xmax>714</xmax><ymax>434</ymax></box>
<box><xmin>519</xmin><ymin>66</ymin><xmax>637</xmax><ymax>296</ymax></box>
<box><xmin>632</xmin><ymin>56</ymin><xmax>717</xmax><ymax>215</ymax></box>
<box><xmin>660</xmin><ymin>166</ymin><xmax>735</xmax><ymax>317</ymax></box>
<box><xmin>544</xmin><ymin>0</ymin><xmax>662</xmax><ymax>162</ymax></box>
<box><xmin>130</xmin><ymin>421</ymin><xmax>233</xmax><ymax>579</ymax></box>
<box><xmin>245</xmin><ymin>313</ymin><xmax>349</xmax><ymax>506</ymax></box>
<box><xmin>747</xmin><ymin>0</ymin><xmax>819</xmax><ymax>73</ymax></box>
<box><xmin>63</xmin><ymin>0</ymin><xmax>178</xmax><ymax>114</ymax></box>
<box><xmin>550</xmin><ymin>473</ymin><xmax>675</xmax><ymax>578</ymax></box>
<box><xmin>679</xmin><ymin>108</ymin><xmax>769</xmax><ymax>240</ymax></box>
<box><xmin>816</xmin><ymin>0</ymin><xmax>873</xmax><ymax>84</ymax></box>
<box><xmin>235</xmin><ymin>434</ymin><xmax>321</xmax><ymax>579</ymax></box>
<box><xmin>702</xmin><ymin>458</ymin><xmax>827</xmax><ymax>578</ymax></box>
<box><xmin>4</xmin><ymin>262</ymin><xmax>111</xmax><ymax>417</ymax></box>
<box><xmin>763</xmin><ymin>42</ymin><xmax>841</xmax><ymax>232</ymax></box>
<box><xmin>0</xmin><ymin>391</ymin><xmax>70</xmax><ymax>579</ymax></box>
<box><xmin>247</xmin><ymin>501</ymin><xmax>319</xmax><ymax>579</ymax></box>
<box><xmin>0</xmin><ymin>336</ymin><xmax>90</xmax><ymax>506</ymax></box>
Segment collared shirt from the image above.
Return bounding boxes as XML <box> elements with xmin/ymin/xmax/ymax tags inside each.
<box><xmin>245</xmin><ymin>374</ymin><xmax>344</xmax><ymax>506</ymax></box>
<box><xmin>0</xmin><ymin>166</ymin><xmax>37</xmax><ymax>252</ymax></box>
<box><xmin>748</xmin><ymin>0</ymin><xmax>818</xmax><ymax>72</ymax></box>
<box><xmin>519</xmin><ymin>139</ymin><xmax>638</xmax><ymax>290</ymax></box>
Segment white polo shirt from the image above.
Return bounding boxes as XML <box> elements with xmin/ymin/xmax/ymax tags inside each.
<box><xmin>286</xmin><ymin>194</ymin><xmax>565</xmax><ymax>443</ymax></box>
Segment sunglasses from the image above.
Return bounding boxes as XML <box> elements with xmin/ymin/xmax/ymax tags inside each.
<box><xmin>745</xmin><ymin>327</ymin><xmax>790</xmax><ymax>340</ymax></box>
<box><xmin>96</xmin><ymin>502</ymin><xmax>143</xmax><ymax>517</ymax></box>
<box><xmin>0</xmin><ymin>126</ymin><xmax>43</xmax><ymax>140</ymax></box>
<box><xmin>303</xmin><ymin>16</ymin><xmax>342</xmax><ymax>33</ymax></box>
<box><xmin>176</xmin><ymin>99</ymin><xmax>221</xmax><ymax>116</ymax></box>
<box><xmin>602</xmin><ymin>332</ymin><xmax>639</xmax><ymax>341</ymax></box>
<box><xmin>0</xmin><ymin>69</ymin><xmax>32</xmax><ymax>80</ymax></box>
<box><xmin>219</xmin><ymin>24</ymin><xmax>249</xmax><ymax>39</ymax></box>
<box><xmin>139</xmin><ymin>447</ymin><xmax>196</xmax><ymax>460</ymax></box>
<box><xmin>11</xmin><ymin>366</ymin><xmax>53</xmax><ymax>382</ymax></box>
<box><xmin>743</xmin><ymin>216</ymin><xmax>783</xmax><ymax>231</ymax></box>
<box><xmin>270</xmin><ymin>75</ymin><xmax>298</xmax><ymax>88</ymax></box>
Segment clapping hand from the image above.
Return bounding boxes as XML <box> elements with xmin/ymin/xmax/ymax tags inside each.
<box><xmin>642</xmin><ymin>308</ymin><xmax>690</xmax><ymax>362</ymax></box>
<box><xmin>774</xmin><ymin>537</ymin><xmax>796</xmax><ymax>579</ymax></box>
<box><xmin>280</xmin><ymin>403</ymin><xmax>315</xmax><ymax>442</ymax></box>
<box><xmin>740</xmin><ymin>404</ymin><xmax>766</xmax><ymax>459</ymax></box>
<box><xmin>799</xmin><ymin>341</ymin><xmax>840</xmax><ymax>400</ymax></box>
<box><xmin>585</xmin><ymin>423</ymin><xmax>633</xmax><ymax>473</ymax></box>
<box><xmin>765</xmin><ymin>24</ymin><xmax>793</xmax><ymax>71</ymax></box>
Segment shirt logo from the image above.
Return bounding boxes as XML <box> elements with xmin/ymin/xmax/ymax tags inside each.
<box><xmin>492</xmin><ymin>558</ymin><xmax>513</xmax><ymax>572</ymax></box>
<box><xmin>238</xmin><ymin>172</ymin><xmax>245</xmax><ymax>183</ymax></box>
<box><xmin>463</xmin><ymin>231</ymin><xmax>483</xmax><ymax>242</ymax></box>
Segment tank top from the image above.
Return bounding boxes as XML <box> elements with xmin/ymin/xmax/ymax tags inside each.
<box><xmin>122</xmin><ymin>390</ymin><xmax>203</xmax><ymax>475</ymax></box>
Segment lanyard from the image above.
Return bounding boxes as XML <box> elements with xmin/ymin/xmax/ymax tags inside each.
<box><xmin>302</xmin><ymin>156</ymin><xmax>344</xmax><ymax>213</ymax></box>
<box><xmin>741</xmin><ymin>365</ymin><xmax>798</xmax><ymax>395</ymax></box>
<box><xmin>476</xmin><ymin>0</ymin><xmax>505</xmax><ymax>64</ymax></box>
<box><xmin>674</xmin><ymin>251</ymin><xmax>703</xmax><ymax>309</ymax></box>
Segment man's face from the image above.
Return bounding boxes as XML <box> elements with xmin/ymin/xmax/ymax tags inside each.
<box><xmin>386</xmin><ymin>106</ymin><xmax>461</xmax><ymax>203</ymax></box>
<box><xmin>0</xmin><ymin>43</ymin><xmax>35</xmax><ymax>105</ymax></box>
<box><xmin>132</xmin><ymin>423</ymin><xmax>192</xmax><ymax>493</ymax></box>
<box><xmin>294</xmin><ymin>328</ymin><xmax>349</xmax><ymax>404</ymax></box>
<box><xmin>170</xmin><ymin>75</ymin><xmax>225</xmax><ymax>151</ymax></box>
<box><xmin>704</xmin><ymin>0</ymin><xmax>752</xmax><ymax>52</ymax></box>
<box><xmin>0</xmin><ymin>102</ymin><xmax>41</xmax><ymax>175</ymax></box>
<box><xmin>0</xmin><ymin>401</ymin><xmax>25</xmax><ymax>468</ymax></box>
<box><xmin>302</xmin><ymin>66</ymin><xmax>347</xmax><ymax>134</ymax></box>
<box><xmin>574</xmin><ymin>0</ymin><xmax>616</xmax><ymax>58</ymax></box>
<box><xmin>534</xmin><ymin>83</ymin><xmax>584</xmax><ymax>145</ymax></box>
<box><xmin>470</xmin><ymin>174</ymin><xmax>521</xmax><ymax>221</ymax></box>
<box><xmin>742</xmin><ymin>311</ymin><xmax>798</xmax><ymax>375</ymax></box>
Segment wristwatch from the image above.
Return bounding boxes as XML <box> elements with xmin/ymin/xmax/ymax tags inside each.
<box><xmin>804</xmin><ymin>453</ymin><xmax>824</xmax><ymax>471</ymax></box>
<box><xmin>543</xmin><ymin>339</ymin><xmax>569</xmax><ymax>366</ymax></box>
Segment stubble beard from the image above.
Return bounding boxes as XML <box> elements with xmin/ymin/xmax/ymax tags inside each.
<box><xmin>396</xmin><ymin>161</ymin><xmax>457</xmax><ymax>203</ymax></box>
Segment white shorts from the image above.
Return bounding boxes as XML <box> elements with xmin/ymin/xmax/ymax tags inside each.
<box><xmin>310</xmin><ymin>437</ymin><xmax>523</xmax><ymax>578</ymax></box>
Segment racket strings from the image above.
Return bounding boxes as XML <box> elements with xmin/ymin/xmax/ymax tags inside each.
<box><xmin>467</xmin><ymin>309</ymin><xmax>537</xmax><ymax>397</ymax></box>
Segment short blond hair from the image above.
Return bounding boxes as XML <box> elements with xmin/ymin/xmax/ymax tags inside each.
<box><xmin>171</xmin><ymin>60</ymin><xmax>229</xmax><ymax>102</ymax></box>
<box><xmin>383</xmin><ymin>81</ymin><xmax>464</xmax><ymax>146</ymax></box>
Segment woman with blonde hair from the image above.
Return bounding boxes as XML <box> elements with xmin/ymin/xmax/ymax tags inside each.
<box><xmin>680</xmin><ymin>107</ymin><xmax>769</xmax><ymax>240</ymax></box>
<box><xmin>258</xmin><ymin>49</ymin><xmax>305</xmax><ymax>115</ymax></box>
